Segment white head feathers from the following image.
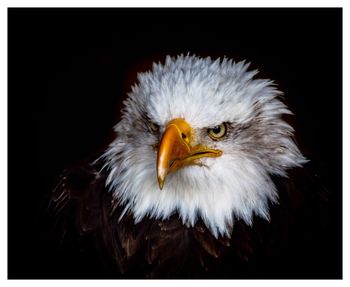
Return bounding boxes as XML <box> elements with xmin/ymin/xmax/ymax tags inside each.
<box><xmin>103</xmin><ymin>55</ymin><xmax>306</xmax><ymax>237</ymax></box>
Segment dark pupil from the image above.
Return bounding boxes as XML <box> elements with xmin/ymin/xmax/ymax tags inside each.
<box><xmin>212</xmin><ymin>126</ymin><xmax>221</xmax><ymax>134</ymax></box>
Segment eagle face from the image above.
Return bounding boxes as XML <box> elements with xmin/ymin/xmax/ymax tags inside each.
<box><xmin>104</xmin><ymin>55</ymin><xmax>306</xmax><ymax>237</ymax></box>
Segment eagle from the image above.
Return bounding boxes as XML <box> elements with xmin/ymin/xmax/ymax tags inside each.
<box><xmin>50</xmin><ymin>55</ymin><xmax>327</xmax><ymax>278</ymax></box>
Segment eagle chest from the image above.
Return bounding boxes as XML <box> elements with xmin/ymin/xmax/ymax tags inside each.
<box><xmin>113</xmin><ymin>212</ymin><xmax>234</xmax><ymax>277</ymax></box>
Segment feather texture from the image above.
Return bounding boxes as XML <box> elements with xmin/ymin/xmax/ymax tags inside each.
<box><xmin>49</xmin><ymin>159</ymin><xmax>329</xmax><ymax>278</ymax></box>
<box><xmin>49</xmin><ymin>55</ymin><xmax>332</xmax><ymax>278</ymax></box>
<box><xmin>103</xmin><ymin>55</ymin><xmax>306</xmax><ymax>236</ymax></box>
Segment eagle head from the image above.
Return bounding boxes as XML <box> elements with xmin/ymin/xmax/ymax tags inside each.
<box><xmin>103</xmin><ymin>55</ymin><xmax>306</xmax><ymax>237</ymax></box>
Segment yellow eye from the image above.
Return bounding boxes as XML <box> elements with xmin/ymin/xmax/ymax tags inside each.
<box><xmin>207</xmin><ymin>123</ymin><xmax>227</xmax><ymax>140</ymax></box>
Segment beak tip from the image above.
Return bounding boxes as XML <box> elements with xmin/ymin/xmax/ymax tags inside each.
<box><xmin>158</xmin><ymin>177</ymin><xmax>164</xmax><ymax>190</ymax></box>
<box><xmin>157</xmin><ymin>166</ymin><xmax>167</xmax><ymax>190</ymax></box>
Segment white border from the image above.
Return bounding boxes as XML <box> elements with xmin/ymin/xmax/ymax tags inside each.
<box><xmin>1</xmin><ymin>1</ymin><xmax>347</xmax><ymax>286</ymax></box>
<box><xmin>0</xmin><ymin>0</ymin><xmax>347</xmax><ymax>7</ymax></box>
<box><xmin>343</xmin><ymin>0</ymin><xmax>348</xmax><ymax>283</ymax></box>
<box><xmin>1</xmin><ymin>0</ymin><xmax>7</xmax><ymax>282</ymax></box>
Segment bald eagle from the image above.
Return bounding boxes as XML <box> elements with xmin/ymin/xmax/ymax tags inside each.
<box><xmin>50</xmin><ymin>55</ymin><xmax>327</xmax><ymax>278</ymax></box>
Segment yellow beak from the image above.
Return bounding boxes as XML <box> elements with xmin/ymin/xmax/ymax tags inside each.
<box><xmin>157</xmin><ymin>118</ymin><xmax>222</xmax><ymax>189</ymax></box>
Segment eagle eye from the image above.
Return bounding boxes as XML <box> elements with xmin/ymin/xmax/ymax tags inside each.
<box><xmin>207</xmin><ymin>123</ymin><xmax>227</xmax><ymax>140</ymax></box>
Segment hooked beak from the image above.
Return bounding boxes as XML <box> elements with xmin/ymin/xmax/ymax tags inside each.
<box><xmin>156</xmin><ymin>118</ymin><xmax>222</xmax><ymax>189</ymax></box>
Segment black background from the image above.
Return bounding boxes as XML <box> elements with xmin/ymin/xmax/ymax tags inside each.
<box><xmin>8</xmin><ymin>8</ymin><xmax>342</xmax><ymax>278</ymax></box>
